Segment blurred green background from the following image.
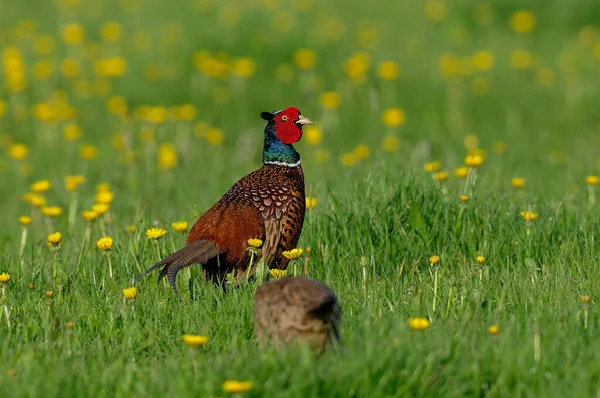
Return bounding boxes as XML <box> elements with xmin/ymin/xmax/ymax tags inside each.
<box><xmin>1</xmin><ymin>0</ymin><xmax>599</xmax><ymax>204</ymax></box>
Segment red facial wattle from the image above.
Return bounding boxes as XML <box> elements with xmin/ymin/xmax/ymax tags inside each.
<box><xmin>272</xmin><ymin>107</ymin><xmax>299</xmax><ymax>144</ymax></box>
<box><xmin>275</xmin><ymin>120</ymin><xmax>303</xmax><ymax>144</ymax></box>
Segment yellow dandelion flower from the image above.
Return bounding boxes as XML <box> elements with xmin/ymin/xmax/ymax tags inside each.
<box><xmin>9</xmin><ymin>143</ymin><xmax>28</xmax><ymax>160</ymax></box>
<box><xmin>429</xmin><ymin>255</ymin><xmax>440</xmax><ymax>266</ymax></box>
<box><xmin>80</xmin><ymin>144</ymin><xmax>98</xmax><ymax>160</ymax></box>
<box><xmin>82</xmin><ymin>210</ymin><xmax>98</xmax><ymax>222</ymax></box>
<box><xmin>24</xmin><ymin>193</ymin><xmax>46</xmax><ymax>208</ymax></box>
<box><xmin>95</xmin><ymin>190</ymin><xmax>114</xmax><ymax>204</ymax></box>
<box><xmin>304</xmin><ymin>126</ymin><xmax>322</xmax><ymax>146</ymax></box>
<box><xmin>477</xmin><ymin>255</ymin><xmax>485</xmax><ymax>264</ymax></box>
<box><xmin>282</xmin><ymin>248</ymin><xmax>303</xmax><ymax>260</ymax></box>
<box><xmin>305</xmin><ymin>196</ymin><xmax>317</xmax><ymax>209</ymax></box>
<box><xmin>61</xmin><ymin>22</ymin><xmax>85</xmax><ymax>45</ymax></box>
<box><xmin>176</xmin><ymin>104</ymin><xmax>197</xmax><ymax>121</ymax></box>
<box><xmin>377</xmin><ymin>61</ymin><xmax>400</xmax><ymax>80</ymax></box>
<box><xmin>381</xmin><ymin>136</ymin><xmax>400</xmax><ymax>152</ymax></box>
<box><xmin>31</xmin><ymin>179</ymin><xmax>51</xmax><ymax>193</ymax></box>
<box><xmin>510</xmin><ymin>10</ymin><xmax>536</xmax><ymax>34</ymax></box>
<box><xmin>182</xmin><ymin>334</ymin><xmax>208</xmax><ymax>347</ymax></box>
<box><xmin>106</xmin><ymin>96</ymin><xmax>128</xmax><ymax>116</ymax></box>
<box><xmin>488</xmin><ymin>325</ymin><xmax>499</xmax><ymax>335</ymax></box>
<box><xmin>471</xmin><ymin>49</ymin><xmax>495</xmax><ymax>71</ymax></box>
<box><xmin>232</xmin><ymin>57</ymin><xmax>256</xmax><ymax>78</ymax></box>
<box><xmin>223</xmin><ymin>380</ymin><xmax>254</xmax><ymax>393</ymax></box>
<box><xmin>464</xmin><ymin>154</ymin><xmax>484</xmax><ymax>168</ymax></box>
<box><xmin>381</xmin><ymin>107</ymin><xmax>406</xmax><ymax>128</ymax></box>
<box><xmin>341</xmin><ymin>153</ymin><xmax>356</xmax><ymax>167</ymax></box>
<box><xmin>125</xmin><ymin>225</ymin><xmax>137</xmax><ymax>233</ymax></box>
<box><xmin>41</xmin><ymin>206</ymin><xmax>63</xmax><ymax>218</ymax></box>
<box><xmin>65</xmin><ymin>321</ymin><xmax>75</xmax><ymax>329</ymax></box>
<box><xmin>424</xmin><ymin>161</ymin><xmax>441</xmax><ymax>173</ymax></box>
<box><xmin>344</xmin><ymin>52</ymin><xmax>370</xmax><ymax>82</ymax></box>
<box><xmin>64</xmin><ymin>175</ymin><xmax>85</xmax><ymax>192</ymax></box>
<box><xmin>122</xmin><ymin>287</ymin><xmax>137</xmax><ymax>299</ymax></box>
<box><xmin>454</xmin><ymin>167</ymin><xmax>469</xmax><ymax>179</ymax></box>
<box><xmin>158</xmin><ymin>143</ymin><xmax>177</xmax><ymax>170</ymax></box>
<box><xmin>45</xmin><ymin>290</ymin><xmax>54</xmax><ymax>298</ymax></box>
<box><xmin>171</xmin><ymin>221</ymin><xmax>188</xmax><ymax>233</ymax></box>
<box><xmin>0</xmin><ymin>273</ymin><xmax>10</xmax><ymax>283</ymax></box>
<box><xmin>63</xmin><ymin>123</ymin><xmax>82</xmax><ymax>141</ymax></box>
<box><xmin>269</xmin><ymin>269</ymin><xmax>287</xmax><ymax>279</ymax></box>
<box><xmin>204</xmin><ymin>128</ymin><xmax>224</xmax><ymax>145</ymax></box>
<box><xmin>354</xmin><ymin>145</ymin><xmax>370</xmax><ymax>160</ymax></box>
<box><xmin>19</xmin><ymin>216</ymin><xmax>32</xmax><ymax>226</ymax></box>
<box><xmin>248</xmin><ymin>238</ymin><xmax>263</xmax><ymax>248</ymax></box>
<box><xmin>511</xmin><ymin>177</ymin><xmax>525</xmax><ymax>188</ymax></box>
<box><xmin>100</xmin><ymin>21</ymin><xmax>123</xmax><ymax>42</ymax></box>
<box><xmin>408</xmin><ymin>317</ymin><xmax>431</xmax><ymax>331</ymax></box>
<box><xmin>433</xmin><ymin>171</ymin><xmax>449</xmax><ymax>182</ymax></box>
<box><xmin>146</xmin><ymin>228</ymin><xmax>167</xmax><ymax>240</ymax></box>
<box><xmin>96</xmin><ymin>237</ymin><xmax>113</xmax><ymax>251</ymax></box>
<box><xmin>293</xmin><ymin>48</ymin><xmax>317</xmax><ymax>69</ymax></box>
<box><xmin>96</xmin><ymin>183</ymin><xmax>111</xmax><ymax>193</ymax></box>
<box><xmin>91</xmin><ymin>203</ymin><xmax>109</xmax><ymax>215</ymax></box>
<box><xmin>47</xmin><ymin>232</ymin><xmax>62</xmax><ymax>246</ymax></box>
<box><xmin>520</xmin><ymin>211</ymin><xmax>538</xmax><ymax>222</ymax></box>
<box><xmin>319</xmin><ymin>91</ymin><xmax>341</xmax><ymax>110</ymax></box>
<box><xmin>586</xmin><ymin>175</ymin><xmax>599</xmax><ymax>185</ymax></box>
<box><xmin>424</xmin><ymin>0</ymin><xmax>446</xmax><ymax>21</ymax></box>
<box><xmin>580</xmin><ymin>296</ymin><xmax>592</xmax><ymax>305</ymax></box>
<box><xmin>510</xmin><ymin>49</ymin><xmax>534</xmax><ymax>70</ymax></box>
<box><xmin>460</xmin><ymin>195</ymin><xmax>469</xmax><ymax>203</ymax></box>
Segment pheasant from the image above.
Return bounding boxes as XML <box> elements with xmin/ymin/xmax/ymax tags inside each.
<box><xmin>135</xmin><ymin>107</ymin><xmax>312</xmax><ymax>294</ymax></box>
<box><xmin>254</xmin><ymin>277</ymin><xmax>341</xmax><ymax>352</ymax></box>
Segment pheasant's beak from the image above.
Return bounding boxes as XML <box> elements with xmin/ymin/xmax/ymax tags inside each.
<box><xmin>295</xmin><ymin>115</ymin><xmax>314</xmax><ymax>126</ymax></box>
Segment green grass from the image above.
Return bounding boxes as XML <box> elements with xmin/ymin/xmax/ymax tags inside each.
<box><xmin>1</xmin><ymin>0</ymin><xmax>600</xmax><ymax>396</ymax></box>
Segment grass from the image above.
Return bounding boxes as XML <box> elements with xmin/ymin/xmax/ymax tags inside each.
<box><xmin>1</xmin><ymin>0</ymin><xmax>600</xmax><ymax>396</ymax></box>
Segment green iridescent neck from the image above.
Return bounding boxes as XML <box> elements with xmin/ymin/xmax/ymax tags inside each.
<box><xmin>262</xmin><ymin>123</ymin><xmax>301</xmax><ymax>167</ymax></box>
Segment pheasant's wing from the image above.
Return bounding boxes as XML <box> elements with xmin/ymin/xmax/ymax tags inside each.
<box><xmin>134</xmin><ymin>240</ymin><xmax>221</xmax><ymax>294</ymax></box>
<box><xmin>262</xmin><ymin>188</ymin><xmax>306</xmax><ymax>269</ymax></box>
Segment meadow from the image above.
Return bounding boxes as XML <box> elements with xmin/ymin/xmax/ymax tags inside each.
<box><xmin>1</xmin><ymin>0</ymin><xmax>600</xmax><ymax>396</ymax></box>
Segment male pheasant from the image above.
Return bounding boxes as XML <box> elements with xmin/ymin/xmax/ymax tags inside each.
<box><xmin>135</xmin><ymin>106</ymin><xmax>312</xmax><ymax>294</ymax></box>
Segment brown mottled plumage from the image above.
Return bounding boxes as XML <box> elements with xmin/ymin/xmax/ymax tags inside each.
<box><xmin>135</xmin><ymin>107</ymin><xmax>311</xmax><ymax>293</ymax></box>
<box><xmin>254</xmin><ymin>277</ymin><xmax>341</xmax><ymax>352</ymax></box>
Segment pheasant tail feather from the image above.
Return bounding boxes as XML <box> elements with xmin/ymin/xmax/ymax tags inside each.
<box><xmin>134</xmin><ymin>240</ymin><xmax>220</xmax><ymax>294</ymax></box>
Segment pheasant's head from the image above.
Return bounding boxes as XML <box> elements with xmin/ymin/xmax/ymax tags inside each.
<box><xmin>261</xmin><ymin>107</ymin><xmax>313</xmax><ymax>144</ymax></box>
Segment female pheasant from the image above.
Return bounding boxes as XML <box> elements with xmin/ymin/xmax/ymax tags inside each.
<box><xmin>135</xmin><ymin>106</ymin><xmax>312</xmax><ymax>294</ymax></box>
<box><xmin>254</xmin><ymin>277</ymin><xmax>341</xmax><ymax>352</ymax></box>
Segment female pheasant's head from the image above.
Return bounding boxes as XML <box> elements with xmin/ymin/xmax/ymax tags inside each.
<box><xmin>261</xmin><ymin>107</ymin><xmax>313</xmax><ymax>144</ymax></box>
<box><xmin>261</xmin><ymin>107</ymin><xmax>313</xmax><ymax>167</ymax></box>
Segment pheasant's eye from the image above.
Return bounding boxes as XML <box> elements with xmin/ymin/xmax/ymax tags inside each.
<box><xmin>281</xmin><ymin>115</ymin><xmax>288</xmax><ymax>121</ymax></box>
